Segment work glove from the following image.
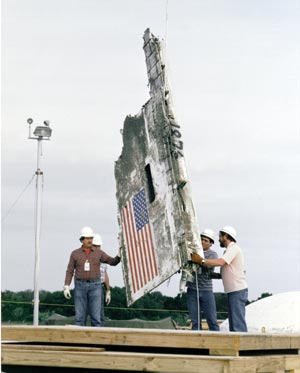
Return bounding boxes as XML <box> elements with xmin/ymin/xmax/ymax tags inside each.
<box><xmin>105</xmin><ymin>290</ymin><xmax>111</xmax><ymax>305</ymax></box>
<box><xmin>191</xmin><ymin>252</ymin><xmax>203</xmax><ymax>265</ymax></box>
<box><xmin>63</xmin><ymin>285</ymin><xmax>71</xmax><ymax>299</ymax></box>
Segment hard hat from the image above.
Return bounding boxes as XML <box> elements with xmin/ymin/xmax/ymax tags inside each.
<box><xmin>220</xmin><ymin>226</ymin><xmax>237</xmax><ymax>242</ymax></box>
<box><xmin>93</xmin><ymin>233</ymin><xmax>103</xmax><ymax>246</ymax></box>
<box><xmin>200</xmin><ymin>228</ymin><xmax>214</xmax><ymax>243</ymax></box>
<box><xmin>80</xmin><ymin>226</ymin><xmax>94</xmax><ymax>239</ymax></box>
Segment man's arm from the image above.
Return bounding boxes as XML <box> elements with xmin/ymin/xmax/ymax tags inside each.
<box><xmin>104</xmin><ymin>271</ymin><xmax>111</xmax><ymax>305</ymax></box>
<box><xmin>100</xmin><ymin>250</ymin><xmax>121</xmax><ymax>266</ymax></box>
<box><xmin>64</xmin><ymin>252</ymin><xmax>75</xmax><ymax>285</ymax></box>
<box><xmin>191</xmin><ymin>253</ymin><xmax>226</xmax><ymax>268</ymax></box>
<box><xmin>63</xmin><ymin>252</ymin><xmax>75</xmax><ymax>299</ymax></box>
<box><xmin>104</xmin><ymin>271</ymin><xmax>110</xmax><ymax>291</ymax></box>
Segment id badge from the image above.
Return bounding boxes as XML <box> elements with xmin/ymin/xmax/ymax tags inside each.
<box><xmin>84</xmin><ymin>260</ymin><xmax>90</xmax><ymax>271</ymax></box>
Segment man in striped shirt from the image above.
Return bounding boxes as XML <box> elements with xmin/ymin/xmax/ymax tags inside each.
<box><xmin>93</xmin><ymin>233</ymin><xmax>111</xmax><ymax>326</ymax></box>
<box><xmin>186</xmin><ymin>229</ymin><xmax>220</xmax><ymax>331</ymax></box>
<box><xmin>100</xmin><ymin>263</ymin><xmax>110</xmax><ymax>326</ymax></box>
<box><xmin>63</xmin><ymin>226</ymin><xmax>120</xmax><ymax>327</ymax></box>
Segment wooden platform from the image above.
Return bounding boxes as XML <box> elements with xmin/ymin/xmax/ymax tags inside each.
<box><xmin>2</xmin><ymin>326</ymin><xmax>300</xmax><ymax>372</ymax></box>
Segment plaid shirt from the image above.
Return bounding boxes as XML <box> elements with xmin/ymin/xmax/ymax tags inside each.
<box><xmin>64</xmin><ymin>246</ymin><xmax>120</xmax><ymax>286</ymax></box>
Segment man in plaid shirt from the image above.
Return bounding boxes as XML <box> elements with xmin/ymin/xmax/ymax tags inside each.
<box><xmin>63</xmin><ymin>227</ymin><xmax>120</xmax><ymax>326</ymax></box>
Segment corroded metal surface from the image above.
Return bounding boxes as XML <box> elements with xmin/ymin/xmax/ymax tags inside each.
<box><xmin>115</xmin><ymin>29</ymin><xmax>203</xmax><ymax>305</ymax></box>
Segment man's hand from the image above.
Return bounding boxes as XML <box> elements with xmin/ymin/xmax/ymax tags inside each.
<box><xmin>191</xmin><ymin>252</ymin><xmax>203</xmax><ymax>265</ymax></box>
<box><xmin>63</xmin><ymin>285</ymin><xmax>71</xmax><ymax>299</ymax></box>
<box><xmin>105</xmin><ymin>290</ymin><xmax>111</xmax><ymax>305</ymax></box>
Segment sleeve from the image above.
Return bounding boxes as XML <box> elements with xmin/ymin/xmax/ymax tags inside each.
<box><xmin>210</xmin><ymin>251</ymin><xmax>218</xmax><ymax>272</ymax></box>
<box><xmin>100</xmin><ymin>250</ymin><xmax>121</xmax><ymax>266</ymax></box>
<box><xmin>64</xmin><ymin>252</ymin><xmax>75</xmax><ymax>286</ymax></box>
<box><xmin>222</xmin><ymin>245</ymin><xmax>238</xmax><ymax>265</ymax></box>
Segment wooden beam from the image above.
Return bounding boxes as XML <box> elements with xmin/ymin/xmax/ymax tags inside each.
<box><xmin>2</xmin><ymin>346</ymin><xmax>300</xmax><ymax>373</ymax></box>
<box><xmin>285</xmin><ymin>355</ymin><xmax>300</xmax><ymax>371</ymax></box>
<box><xmin>2</xmin><ymin>344</ymin><xmax>105</xmax><ymax>352</ymax></box>
<box><xmin>0</xmin><ymin>348</ymin><xmax>236</xmax><ymax>373</ymax></box>
<box><xmin>2</xmin><ymin>326</ymin><xmax>300</xmax><ymax>356</ymax></box>
<box><xmin>239</xmin><ymin>334</ymin><xmax>293</xmax><ymax>350</ymax></box>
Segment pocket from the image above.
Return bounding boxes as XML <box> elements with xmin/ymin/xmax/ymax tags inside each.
<box><xmin>243</xmin><ymin>288</ymin><xmax>248</xmax><ymax>303</ymax></box>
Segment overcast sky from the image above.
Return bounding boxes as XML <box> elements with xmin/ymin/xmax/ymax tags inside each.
<box><xmin>2</xmin><ymin>0</ymin><xmax>300</xmax><ymax>302</ymax></box>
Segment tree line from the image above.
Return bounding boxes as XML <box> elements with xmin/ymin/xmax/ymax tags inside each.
<box><xmin>1</xmin><ymin>288</ymin><xmax>272</xmax><ymax>326</ymax></box>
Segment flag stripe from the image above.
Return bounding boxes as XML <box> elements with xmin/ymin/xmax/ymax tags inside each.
<box><xmin>136</xmin><ymin>227</ymin><xmax>148</xmax><ymax>288</ymax></box>
<box><xmin>145</xmin><ymin>225</ymin><xmax>155</xmax><ymax>279</ymax></box>
<box><xmin>141</xmin><ymin>226</ymin><xmax>152</xmax><ymax>281</ymax></box>
<box><xmin>121</xmin><ymin>208</ymin><xmax>137</xmax><ymax>293</ymax></box>
<box><xmin>139</xmin><ymin>228</ymin><xmax>151</xmax><ymax>283</ymax></box>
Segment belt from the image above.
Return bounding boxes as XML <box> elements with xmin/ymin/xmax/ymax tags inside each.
<box><xmin>76</xmin><ymin>279</ymin><xmax>100</xmax><ymax>283</ymax></box>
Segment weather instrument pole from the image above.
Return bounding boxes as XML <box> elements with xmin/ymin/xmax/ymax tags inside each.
<box><xmin>27</xmin><ymin>118</ymin><xmax>52</xmax><ymax>326</ymax></box>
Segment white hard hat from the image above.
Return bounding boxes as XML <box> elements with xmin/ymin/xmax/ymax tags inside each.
<box><xmin>93</xmin><ymin>233</ymin><xmax>103</xmax><ymax>246</ymax></box>
<box><xmin>200</xmin><ymin>228</ymin><xmax>215</xmax><ymax>243</ymax></box>
<box><xmin>220</xmin><ymin>226</ymin><xmax>237</xmax><ymax>242</ymax></box>
<box><xmin>80</xmin><ymin>226</ymin><xmax>94</xmax><ymax>239</ymax></box>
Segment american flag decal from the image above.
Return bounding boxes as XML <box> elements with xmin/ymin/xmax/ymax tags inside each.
<box><xmin>121</xmin><ymin>188</ymin><xmax>158</xmax><ymax>293</ymax></box>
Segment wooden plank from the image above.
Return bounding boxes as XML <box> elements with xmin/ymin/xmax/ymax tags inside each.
<box><xmin>255</xmin><ymin>355</ymin><xmax>300</xmax><ymax>373</ymax></box>
<box><xmin>1</xmin><ymin>326</ymin><xmax>237</xmax><ymax>351</ymax></box>
<box><xmin>209</xmin><ymin>348</ymin><xmax>239</xmax><ymax>357</ymax></box>
<box><xmin>2</xmin><ymin>326</ymin><xmax>300</xmax><ymax>356</ymax></box>
<box><xmin>2</xmin><ymin>344</ymin><xmax>105</xmax><ymax>352</ymax></box>
<box><xmin>2</xmin><ymin>347</ymin><xmax>300</xmax><ymax>373</ymax></box>
<box><xmin>0</xmin><ymin>348</ymin><xmax>234</xmax><ymax>373</ymax></box>
<box><xmin>238</xmin><ymin>333</ymin><xmax>296</xmax><ymax>350</ymax></box>
<box><xmin>255</xmin><ymin>356</ymin><xmax>286</xmax><ymax>372</ymax></box>
<box><xmin>285</xmin><ymin>355</ymin><xmax>300</xmax><ymax>370</ymax></box>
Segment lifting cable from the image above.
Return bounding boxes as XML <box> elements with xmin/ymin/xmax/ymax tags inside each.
<box><xmin>195</xmin><ymin>269</ymin><xmax>201</xmax><ymax>330</ymax></box>
<box><xmin>165</xmin><ymin>0</ymin><xmax>169</xmax><ymax>51</ymax></box>
<box><xmin>2</xmin><ymin>173</ymin><xmax>36</xmax><ymax>224</ymax></box>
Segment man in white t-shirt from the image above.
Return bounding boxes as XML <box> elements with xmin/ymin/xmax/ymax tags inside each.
<box><xmin>191</xmin><ymin>226</ymin><xmax>248</xmax><ymax>332</ymax></box>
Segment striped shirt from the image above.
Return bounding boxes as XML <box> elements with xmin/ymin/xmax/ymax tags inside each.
<box><xmin>100</xmin><ymin>263</ymin><xmax>108</xmax><ymax>283</ymax></box>
<box><xmin>64</xmin><ymin>246</ymin><xmax>120</xmax><ymax>286</ymax></box>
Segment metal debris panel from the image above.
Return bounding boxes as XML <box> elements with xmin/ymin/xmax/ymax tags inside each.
<box><xmin>115</xmin><ymin>29</ymin><xmax>203</xmax><ymax>306</ymax></box>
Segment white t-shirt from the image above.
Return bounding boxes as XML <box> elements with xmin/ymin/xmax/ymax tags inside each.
<box><xmin>221</xmin><ymin>242</ymin><xmax>247</xmax><ymax>293</ymax></box>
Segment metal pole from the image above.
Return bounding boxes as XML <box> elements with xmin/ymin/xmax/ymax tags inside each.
<box><xmin>33</xmin><ymin>138</ymin><xmax>43</xmax><ymax>326</ymax></box>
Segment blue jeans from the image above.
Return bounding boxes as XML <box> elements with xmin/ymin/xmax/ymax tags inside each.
<box><xmin>227</xmin><ymin>288</ymin><xmax>248</xmax><ymax>332</ymax></box>
<box><xmin>74</xmin><ymin>280</ymin><xmax>102</xmax><ymax>326</ymax></box>
<box><xmin>100</xmin><ymin>284</ymin><xmax>105</xmax><ymax>326</ymax></box>
<box><xmin>187</xmin><ymin>288</ymin><xmax>219</xmax><ymax>331</ymax></box>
